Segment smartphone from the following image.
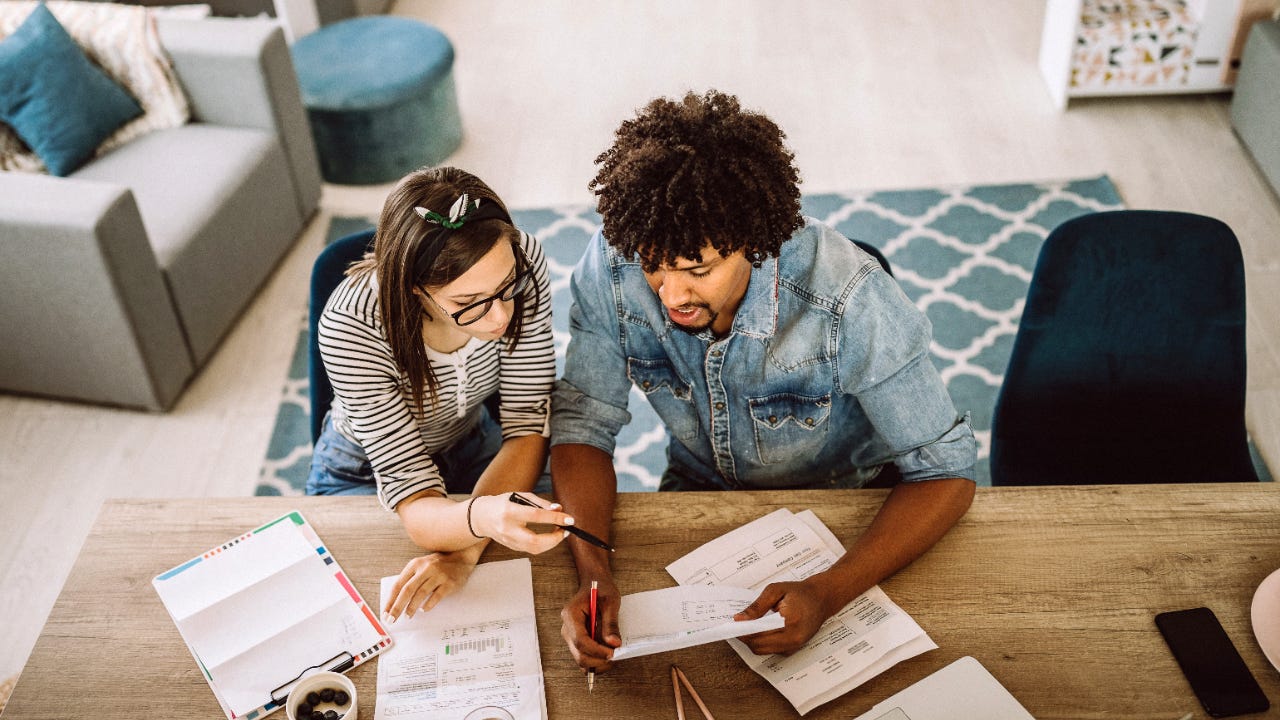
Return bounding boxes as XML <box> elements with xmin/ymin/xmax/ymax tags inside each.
<box><xmin>1155</xmin><ymin>607</ymin><xmax>1270</xmax><ymax>717</ymax></box>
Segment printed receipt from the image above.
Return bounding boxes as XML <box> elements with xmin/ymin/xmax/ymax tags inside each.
<box><xmin>665</xmin><ymin>508</ymin><xmax>936</xmax><ymax>715</ymax></box>
<box><xmin>375</xmin><ymin>559</ymin><xmax>546</xmax><ymax>720</ymax></box>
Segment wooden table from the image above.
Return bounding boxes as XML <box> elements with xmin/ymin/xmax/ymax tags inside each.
<box><xmin>6</xmin><ymin>485</ymin><xmax>1280</xmax><ymax>719</ymax></box>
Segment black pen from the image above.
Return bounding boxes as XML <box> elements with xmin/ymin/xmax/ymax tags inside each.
<box><xmin>508</xmin><ymin>492</ymin><xmax>615</xmax><ymax>552</ymax></box>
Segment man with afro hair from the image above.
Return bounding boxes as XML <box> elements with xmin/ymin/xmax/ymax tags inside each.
<box><xmin>551</xmin><ymin>90</ymin><xmax>977</xmax><ymax>668</ymax></box>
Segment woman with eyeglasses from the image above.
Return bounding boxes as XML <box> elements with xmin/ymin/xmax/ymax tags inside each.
<box><xmin>309</xmin><ymin>166</ymin><xmax>566</xmax><ymax>619</ymax></box>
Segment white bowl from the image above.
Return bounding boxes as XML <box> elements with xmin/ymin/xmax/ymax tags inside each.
<box><xmin>286</xmin><ymin>670</ymin><xmax>358</xmax><ymax>720</ymax></box>
<box><xmin>1250</xmin><ymin>567</ymin><xmax>1280</xmax><ymax>675</ymax></box>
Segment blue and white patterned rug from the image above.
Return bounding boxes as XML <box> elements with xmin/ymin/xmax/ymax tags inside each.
<box><xmin>259</xmin><ymin>175</ymin><xmax>1260</xmax><ymax>495</ymax></box>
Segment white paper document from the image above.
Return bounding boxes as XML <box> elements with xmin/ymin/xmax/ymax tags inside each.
<box><xmin>851</xmin><ymin>656</ymin><xmax>1035</xmax><ymax>720</ymax></box>
<box><xmin>611</xmin><ymin>584</ymin><xmax>786</xmax><ymax>660</ymax></box>
<box><xmin>375</xmin><ymin>559</ymin><xmax>547</xmax><ymax>720</ymax></box>
<box><xmin>666</xmin><ymin>508</ymin><xmax>936</xmax><ymax>715</ymax></box>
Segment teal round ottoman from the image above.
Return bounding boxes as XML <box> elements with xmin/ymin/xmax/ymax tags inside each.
<box><xmin>292</xmin><ymin>17</ymin><xmax>462</xmax><ymax>185</ymax></box>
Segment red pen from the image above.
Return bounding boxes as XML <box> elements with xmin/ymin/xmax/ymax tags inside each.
<box><xmin>588</xmin><ymin>580</ymin><xmax>599</xmax><ymax>692</ymax></box>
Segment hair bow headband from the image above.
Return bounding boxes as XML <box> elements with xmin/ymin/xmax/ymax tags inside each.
<box><xmin>411</xmin><ymin>193</ymin><xmax>509</xmax><ymax>281</ymax></box>
<box><xmin>414</xmin><ymin>193</ymin><xmax>479</xmax><ymax>229</ymax></box>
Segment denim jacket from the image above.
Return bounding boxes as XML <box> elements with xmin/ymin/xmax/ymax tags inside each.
<box><xmin>551</xmin><ymin>218</ymin><xmax>976</xmax><ymax>489</ymax></box>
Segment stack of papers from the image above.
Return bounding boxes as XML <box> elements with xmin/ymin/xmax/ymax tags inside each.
<box><xmin>666</xmin><ymin>508</ymin><xmax>935</xmax><ymax>715</ymax></box>
<box><xmin>375</xmin><ymin>559</ymin><xmax>547</xmax><ymax>720</ymax></box>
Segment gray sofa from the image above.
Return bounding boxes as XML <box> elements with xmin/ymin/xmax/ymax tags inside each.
<box><xmin>0</xmin><ymin>17</ymin><xmax>321</xmax><ymax>410</ymax></box>
<box><xmin>1232</xmin><ymin>19</ymin><xmax>1280</xmax><ymax>199</ymax></box>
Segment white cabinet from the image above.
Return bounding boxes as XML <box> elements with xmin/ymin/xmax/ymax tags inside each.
<box><xmin>1039</xmin><ymin>0</ymin><xmax>1278</xmax><ymax>109</ymax></box>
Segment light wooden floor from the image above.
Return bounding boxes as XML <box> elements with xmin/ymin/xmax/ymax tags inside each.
<box><xmin>2</xmin><ymin>0</ymin><xmax>1279</xmax><ymax>682</ymax></box>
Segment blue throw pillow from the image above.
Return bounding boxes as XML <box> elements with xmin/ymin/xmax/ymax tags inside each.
<box><xmin>0</xmin><ymin>3</ymin><xmax>143</xmax><ymax>176</ymax></box>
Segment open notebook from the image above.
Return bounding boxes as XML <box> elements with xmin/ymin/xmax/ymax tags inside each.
<box><xmin>153</xmin><ymin>511</ymin><xmax>392</xmax><ymax>720</ymax></box>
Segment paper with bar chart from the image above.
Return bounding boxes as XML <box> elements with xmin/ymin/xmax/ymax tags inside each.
<box><xmin>375</xmin><ymin>559</ymin><xmax>547</xmax><ymax>720</ymax></box>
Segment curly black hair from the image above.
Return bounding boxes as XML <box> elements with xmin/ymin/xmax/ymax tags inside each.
<box><xmin>589</xmin><ymin>90</ymin><xmax>804</xmax><ymax>272</ymax></box>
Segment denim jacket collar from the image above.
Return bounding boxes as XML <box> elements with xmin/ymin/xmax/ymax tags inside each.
<box><xmin>728</xmin><ymin>254</ymin><xmax>779</xmax><ymax>339</ymax></box>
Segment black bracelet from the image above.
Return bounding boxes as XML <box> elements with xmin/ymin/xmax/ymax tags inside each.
<box><xmin>466</xmin><ymin>496</ymin><xmax>483</xmax><ymax>539</ymax></box>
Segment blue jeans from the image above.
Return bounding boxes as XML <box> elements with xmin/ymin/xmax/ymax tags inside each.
<box><xmin>307</xmin><ymin>408</ymin><xmax>504</xmax><ymax>497</ymax></box>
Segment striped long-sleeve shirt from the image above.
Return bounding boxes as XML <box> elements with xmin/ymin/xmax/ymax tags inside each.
<box><xmin>318</xmin><ymin>231</ymin><xmax>555</xmax><ymax>509</ymax></box>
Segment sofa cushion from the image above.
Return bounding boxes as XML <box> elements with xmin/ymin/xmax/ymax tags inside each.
<box><xmin>0</xmin><ymin>1</ymin><xmax>190</xmax><ymax>173</ymax></box>
<box><xmin>72</xmin><ymin>123</ymin><xmax>275</xmax><ymax>262</ymax></box>
<box><xmin>72</xmin><ymin>123</ymin><xmax>304</xmax><ymax>362</ymax></box>
<box><xmin>0</xmin><ymin>3</ymin><xmax>143</xmax><ymax>176</ymax></box>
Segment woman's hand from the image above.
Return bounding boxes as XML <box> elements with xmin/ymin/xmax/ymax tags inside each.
<box><xmin>382</xmin><ymin>550</ymin><xmax>480</xmax><ymax>621</ymax></box>
<box><xmin>469</xmin><ymin>493</ymin><xmax>573</xmax><ymax>554</ymax></box>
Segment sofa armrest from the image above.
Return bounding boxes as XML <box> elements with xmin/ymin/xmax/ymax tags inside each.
<box><xmin>0</xmin><ymin>173</ymin><xmax>194</xmax><ymax>410</ymax></box>
<box><xmin>158</xmin><ymin>17</ymin><xmax>322</xmax><ymax>219</ymax></box>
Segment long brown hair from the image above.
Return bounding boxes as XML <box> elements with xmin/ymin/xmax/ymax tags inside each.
<box><xmin>349</xmin><ymin>167</ymin><xmax>532</xmax><ymax>418</ymax></box>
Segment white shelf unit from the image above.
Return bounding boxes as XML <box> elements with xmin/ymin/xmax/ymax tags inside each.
<box><xmin>1039</xmin><ymin>0</ymin><xmax>1272</xmax><ymax>109</ymax></box>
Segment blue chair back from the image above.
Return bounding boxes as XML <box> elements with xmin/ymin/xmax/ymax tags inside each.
<box><xmin>851</xmin><ymin>239</ymin><xmax>893</xmax><ymax>277</ymax></box>
<box><xmin>990</xmin><ymin>210</ymin><xmax>1256</xmax><ymax>485</ymax></box>
<box><xmin>309</xmin><ymin>230</ymin><xmax>376</xmax><ymax>444</ymax></box>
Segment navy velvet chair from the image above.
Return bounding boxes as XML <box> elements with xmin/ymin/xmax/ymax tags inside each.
<box><xmin>309</xmin><ymin>230</ymin><xmax>375</xmax><ymax>444</ymax></box>
<box><xmin>990</xmin><ymin>210</ymin><xmax>1257</xmax><ymax>485</ymax></box>
<box><xmin>852</xmin><ymin>239</ymin><xmax>893</xmax><ymax>277</ymax></box>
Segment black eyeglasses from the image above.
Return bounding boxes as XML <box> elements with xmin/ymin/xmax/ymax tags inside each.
<box><xmin>430</xmin><ymin>247</ymin><xmax>532</xmax><ymax>326</ymax></box>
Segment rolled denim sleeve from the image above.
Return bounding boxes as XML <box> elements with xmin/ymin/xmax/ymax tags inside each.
<box><xmin>840</xmin><ymin>270</ymin><xmax>977</xmax><ymax>482</ymax></box>
<box><xmin>550</xmin><ymin>230</ymin><xmax>633</xmax><ymax>454</ymax></box>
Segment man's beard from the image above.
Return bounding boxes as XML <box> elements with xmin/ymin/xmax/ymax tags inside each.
<box><xmin>670</xmin><ymin>306</ymin><xmax>717</xmax><ymax>335</ymax></box>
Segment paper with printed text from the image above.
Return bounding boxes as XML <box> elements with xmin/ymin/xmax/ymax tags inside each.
<box><xmin>666</xmin><ymin>508</ymin><xmax>936</xmax><ymax>715</ymax></box>
<box><xmin>376</xmin><ymin>559</ymin><xmax>546</xmax><ymax>720</ymax></box>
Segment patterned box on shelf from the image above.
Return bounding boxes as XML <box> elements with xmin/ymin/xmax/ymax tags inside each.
<box><xmin>1072</xmin><ymin>0</ymin><xmax>1198</xmax><ymax>89</ymax></box>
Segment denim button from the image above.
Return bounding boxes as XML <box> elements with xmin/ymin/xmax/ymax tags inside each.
<box><xmin>805</xmin><ymin>417</ymin><xmax>815</xmax><ymax>426</ymax></box>
<box><xmin>715</xmin><ymin>401</ymin><xmax>725</xmax><ymax>410</ymax></box>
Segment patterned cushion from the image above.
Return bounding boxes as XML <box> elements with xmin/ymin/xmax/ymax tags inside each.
<box><xmin>0</xmin><ymin>0</ymin><xmax>190</xmax><ymax>173</ymax></box>
<box><xmin>0</xmin><ymin>3</ymin><xmax>143</xmax><ymax>176</ymax></box>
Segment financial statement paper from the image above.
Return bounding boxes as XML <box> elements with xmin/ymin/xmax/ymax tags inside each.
<box><xmin>376</xmin><ymin>559</ymin><xmax>546</xmax><ymax>720</ymax></box>
<box><xmin>666</xmin><ymin>508</ymin><xmax>936</xmax><ymax>715</ymax></box>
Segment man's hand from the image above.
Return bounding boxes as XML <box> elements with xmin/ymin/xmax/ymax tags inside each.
<box><xmin>559</xmin><ymin>577</ymin><xmax>622</xmax><ymax>673</ymax></box>
<box><xmin>382</xmin><ymin>550</ymin><xmax>480</xmax><ymax>621</ymax></box>
<box><xmin>733</xmin><ymin>580</ymin><xmax>829</xmax><ymax>655</ymax></box>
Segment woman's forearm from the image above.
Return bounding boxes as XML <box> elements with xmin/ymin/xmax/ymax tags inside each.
<box><xmin>396</xmin><ymin>434</ymin><xmax>550</xmax><ymax>551</ymax></box>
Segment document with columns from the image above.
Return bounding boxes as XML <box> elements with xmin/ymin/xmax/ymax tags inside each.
<box><xmin>376</xmin><ymin>559</ymin><xmax>547</xmax><ymax>720</ymax></box>
<box><xmin>666</xmin><ymin>508</ymin><xmax>935</xmax><ymax>715</ymax></box>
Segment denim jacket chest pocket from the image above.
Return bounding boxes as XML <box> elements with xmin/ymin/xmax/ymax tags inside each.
<box><xmin>748</xmin><ymin>391</ymin><xmax>832</xmax><ymax>465</ymax></box>
<box><xmin>627</xmin><ymin>357</ymin><xmax>701</xmax><ymax>445</ymax></box>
